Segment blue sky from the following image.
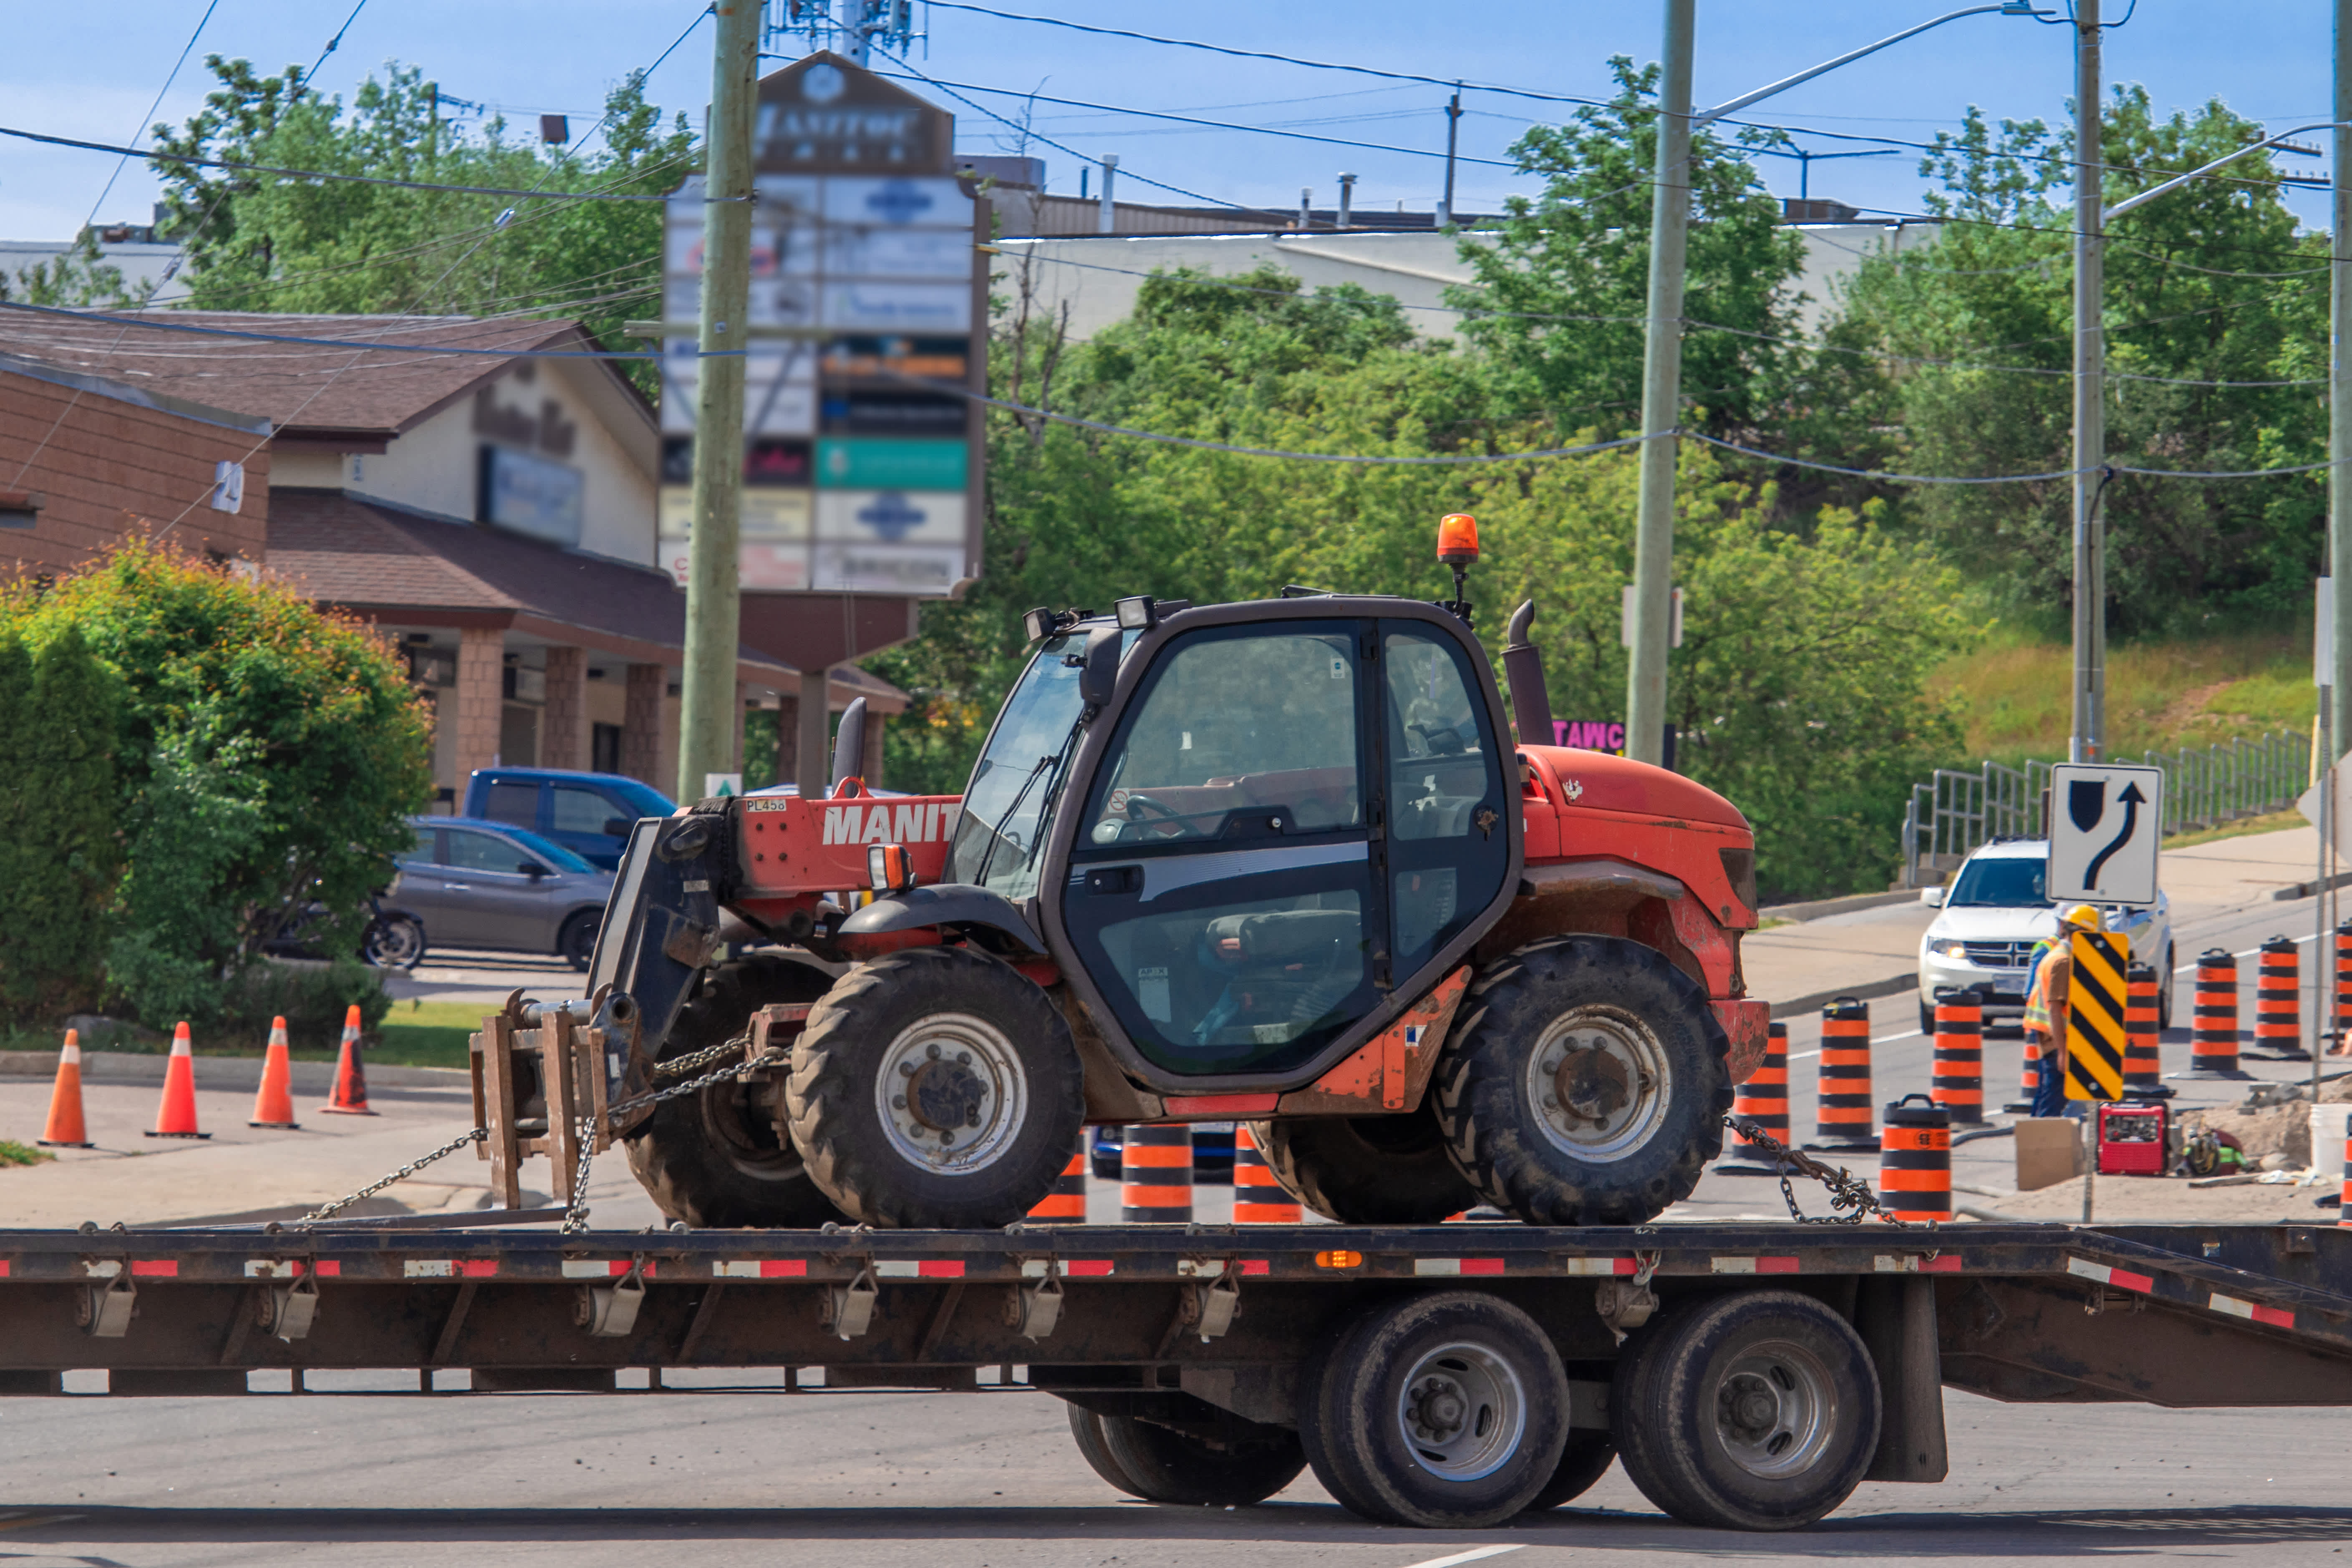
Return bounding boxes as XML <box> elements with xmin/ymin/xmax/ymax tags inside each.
<box><xmin>0</xmin><ymin>2</ymin><xmax>2340</xmax><ymax>242</ymax></box>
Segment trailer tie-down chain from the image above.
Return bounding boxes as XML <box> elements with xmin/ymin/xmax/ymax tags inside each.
<box><xmin>561</xmin><ymin>1044</ymin><xmax>787</xmax><ymax>1234</ymax></box>
<box><xmin>298</xmin><ymin>1033</ymin><xmax>782</xmax><ymax>1231</ymax></box>
<box><xmin>1723</xmin><ymin>1116</ymin><xmax>1921</xmax><ymax>1229</ymax></box>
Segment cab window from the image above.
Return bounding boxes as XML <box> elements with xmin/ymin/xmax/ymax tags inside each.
<box><xmin>1381</xmin><ymin>623</ymin><xmax>1508</xmax><ymax>975</ymax></box>
<box><xmin>482</xmin><ymin>782</ymin><xmax>539</xmax><ymax>828</ymax></box>
<box><xmin>446</xmin><ymin>828</ymin><xmax>531</xmax><ymax>874</ymax></box>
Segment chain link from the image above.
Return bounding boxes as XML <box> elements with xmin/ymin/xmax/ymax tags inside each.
<box><xmin>1723</xmin><ymin>1116</ymin><xmax>1919</xmax><ymax>1229</ymax></box>
<box><xmin>298</xmin><ymin>1127</ymin><xmax>489</xmax><ymax>1225</ymax></box>
<box><xmin>559</xmin><ymin>1045</ymin><xmax>787</xmax><ymax>1233</ymax></box>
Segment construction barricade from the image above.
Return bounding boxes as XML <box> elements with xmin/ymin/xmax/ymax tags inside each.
<box><xmin>1812</xmin><ymin>997</ymin><xmax>1875</xmax><ymax>1150</ymax></box>
<box><xmin>2187</xmin><ymin>948</ymin><xmax>2246</xmax><ymax>1079</ymax></box>
<box><xmin>1930</xmin><ymin>993</ymin><xmax>1986</xmax><ymax>1127</ymax></box>
<box><xmin>1027</xmin><ymin>1135</ymin><xmax>1088</xmax><ymax>1222</ymax></box>
<box><xmin>1232</xmin><ymin>1125</ymin><xmax>1301</xmax><ymax>1223</ymax></box>
<box><xmin>1119</xmin><ymin>1124</ymin><xmax>1193</xmax><ymax>1222</ymax></box>
<box><xmin>2252</xmin><ymin>935</ymin><xmax>2310</xmax><ymax>1061</ymax></box>
<box><xmin>2123</xmin><ymin>962</ymin><xmax>2165</xmax><ymax>1094</ymax></box>
<box><xmin>1878</xmin><ymin>1093</ymin><xmax>1951</xmax><ymax>1222</ymax></box>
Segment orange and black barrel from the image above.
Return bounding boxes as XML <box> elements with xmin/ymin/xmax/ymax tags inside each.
<box><xmin>2340</xmin><ymin>1124</ymin><xmax>2352</xmax><ymax>1230</ymax></box>
<box><xmin>1730</xmin><ymin>1021</ymin><xmax>1792</xmax><ymax>1151</ymax></box>
<box><xmin>1232</xmin><ymin>1124</ymin><xmax>1301</xmax><ymax>1223</ymax></box>
<box><xmin>2187</xmin><ymin>948</ymin><xmax>2246</xmax><ymax>1079</ymax></box>
<box><xmin>2336</xmin><ymin>919</ymin><xmax>2352</xmax><ymax>1055</ymax></box>
<box><xmin>1119</xmin><ymin>1123</ymin><xmax>1194</xmax><ymax>1222</ymax></box>
<box><xmin>1026</xmin><ymin>1134</ymin><xmax>1089</xmax><ymax>1222</ymax></box>
<box><xmin>1878</xmin><ymin>1093</ymin><xmax>1951</xmax><ymax>1223</ymax></box>
<box><xmin>2254</xmin><ymin>935</ymin><xmax>2307</xmax><ymax>1059</ymax></box>
<box><xmin>1930</xmin><ymin>993</ymin><xmax>1986</xmax><ymax>1127</ymax></box>
<box><xmin>1812</xmin><ymin>996</ymin><xmax>1876</xmax><ymax>1149</ymax></box>
<box><xmin>2123</xmin><ymin>962</ymin><xmax>2164</xmax><ymax>1092</ymax></box>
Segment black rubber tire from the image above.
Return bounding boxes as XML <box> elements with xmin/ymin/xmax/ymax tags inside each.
<box><xmin>1524</xmin><ymin>1431</ymin><xmax>1616</xmax><ymax>1510</ymax></box>
<box><xmin>1612</xmin><ymin>1289</ymin><xmax>1882</xmax><ymax>1531</ymax></box>
<box><xmin>1433</xmin><ymin>935</ymin><xmax>1732</xmax><ymax>1227</ymax></box>
<box><xmin>786</xmin><ymin>945</ymin><xmax>1085</xmax><ymax>1229</ymax></box>
<box><xmin>1300</xmin><ymin>1290</ymin><xmax>1570</xmax><ymax>1527</ymax></box>
<box><xmin>623</xmin><ymin>954</ymin><xmax>844</xmax><ymax>1229</ymax></box>
<box><xmin>557</xmin><ymin>911</ymin><xmax>599</xmax><ymax>973</ymax></box>
<box><xmin>1064</xmin><ymin>1405</ymin><xmax>1306</xmax><ymax>1506</ymax></box>
<box><xmin>1247</xmin><ymin>1104</ymin><xmax>1478</xmax><ymax>1225</ymax></box>
<box><xmin>361</xmin><ymin>914</ymin><xmax>426</xmax><ymax>971</ymax></box>
<box><xmin>1918</xmin><ymin>1000</ymin><xmax>1936</xmax><ymax>1037</ymax></box>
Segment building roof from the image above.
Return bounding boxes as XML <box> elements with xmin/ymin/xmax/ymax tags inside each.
<box><xmin>0</xmin><ymin>307</ymin><xmax>642</xmax><ymax>444</ymax></box>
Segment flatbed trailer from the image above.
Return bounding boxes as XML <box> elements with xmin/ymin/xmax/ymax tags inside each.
<box><xmin>3</xmin><ymin>1217</ymin><xmax>2349</xmax><ymax>1530</ymax></box>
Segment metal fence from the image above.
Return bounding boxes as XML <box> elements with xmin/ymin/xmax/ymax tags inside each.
<box><xmin>1900</xmin><ymin>731</ymin><xmax>2311</xmax><ymax>888</ymax></box>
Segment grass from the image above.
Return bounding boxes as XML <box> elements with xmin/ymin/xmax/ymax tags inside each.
<box><xmin>0</xmin><ymin>1140</ymin><xmax>54</xmax><ymax>1168</ymax></box>
<box><xmin>375</xmin><ymin>1000</ymin><xmax>487</xmax><ymax>1071</ymax></box>
<box><xmin>2159</xmin><ymin>807</ymin><xmax>2310</xmax><ymax>851</ymax></box>
<box><xmin>1932</xmin><ymin>626</ymin><xmax>2317</xmax><ymax>767</ymax></box>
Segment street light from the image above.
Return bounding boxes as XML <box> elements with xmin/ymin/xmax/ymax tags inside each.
<box><xmin>1623</xmin><ymin>3</ymin><xmax>2047</xmax><ymax>767</ymax></box>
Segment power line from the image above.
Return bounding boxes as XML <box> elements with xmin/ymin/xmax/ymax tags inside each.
<box><xmin>81</xmin><ymin>0</ymin><xmax>218</xmax><ymax>226</ymax></box>
<box><xmin>1691</xmin><ymin>432</ymin><xmax>2339</xmax><ymax>484</ymax></box>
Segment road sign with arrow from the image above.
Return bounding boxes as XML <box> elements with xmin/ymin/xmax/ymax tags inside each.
<box><xmin>2048</xmin><ymin>763</ymin><xmax>2164</xmax><ymax>907</ymax></box>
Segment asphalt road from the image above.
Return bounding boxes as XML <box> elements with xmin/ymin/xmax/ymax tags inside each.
<box><xmin>0</xmin><ymin>1380</ymin><xmax>2347</xmax><ymax>1566</ymax></box>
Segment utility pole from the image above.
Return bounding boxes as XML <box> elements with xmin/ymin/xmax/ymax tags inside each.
<box><xmin>1438</xmin><ymin>86</ymin><xmax>1462</xmax><ymax>227</ymax></box>
<box><xmin>2070</xmin><ymin>0</ymin><xmax>2105</xmax><ymax>764</ymax></box>
<box><xmin>838</xmin><ymin>0</ymin><xmax>874</xmax><ymax>65</ymax></box>
<box><xmin>2334</xmin><ymin>0</ymin><xmax>2352</xmax><ymax>747</ymax></box>
<box><xmin>676</xmin><ymin>0</ymin><xmax>761</xmax><ymax>803</ymax></box>
<box><xmin>1623</xmin><ymin>0</ymin><xmax>1694</xmax><ymax>768</ymax></box>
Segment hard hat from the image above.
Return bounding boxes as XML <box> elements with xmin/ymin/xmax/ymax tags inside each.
<box><xmin>2058</xmin><ymin>903</ymin><xmax>2102</xmax><ymax>931</ymax></box>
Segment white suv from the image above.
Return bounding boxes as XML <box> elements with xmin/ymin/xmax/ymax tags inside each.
<box><xmin>1916</xmin><ymin>837</ymin><xmax>2173</xmax><ymax>1036</ymax></box>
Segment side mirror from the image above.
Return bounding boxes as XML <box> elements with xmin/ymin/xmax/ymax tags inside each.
<box><xmin>519</xmin><ymin>862</ymin><xmax>550</xmax><ymax>880</ymax></box>
<box><xmin>1919</xmin><ymin>886</ymin><xmax>1945</xmax><ymax>908</ymax></box>
<box><xmin>602</xmin><ymin>817</ymin><xmax>635</xmax><ymax>838</ymax></box>
<box><xmin>831</xmin><ymin>696</ymin><xmax>870</xmax><ymax>789</ymax></box>
<box><xmin>1078</xmin><ymin>627</ymin><xmax>1122</xmax><ymax>710</ymax></box>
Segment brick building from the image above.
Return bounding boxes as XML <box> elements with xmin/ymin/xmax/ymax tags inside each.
<box><xmin>0</xmin><ymin>350</ymin><xmax>270</xmax><ymax>575</ymax></box>
<box><xmin>0</xmin><ymin>308</ymin><xmax>903</xmax><ymax>798</ymax></box>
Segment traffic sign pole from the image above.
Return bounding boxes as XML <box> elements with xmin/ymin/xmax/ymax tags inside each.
<box><xmin>676</xmin><ymin>0</ymin><xmax>761</xmax><ymax>804</ymax></box>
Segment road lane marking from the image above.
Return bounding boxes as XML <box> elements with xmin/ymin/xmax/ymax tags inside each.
<box><xmin>1396</xmin><ymin>1549</ymin><xmax>1525</xmax><ymax>1568</ymax></box>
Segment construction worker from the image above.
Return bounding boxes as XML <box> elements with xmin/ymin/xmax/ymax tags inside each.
<box><xmin>2023</xmin><ymin>903</ymin><xmax>2103</xmax><ymax>1118</ymax></box>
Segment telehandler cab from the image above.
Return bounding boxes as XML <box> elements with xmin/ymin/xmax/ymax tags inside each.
<box><xmin>574</xmin><ymin>514</ymin><xmax>1768</xmax><ymax>1230</ymax></box>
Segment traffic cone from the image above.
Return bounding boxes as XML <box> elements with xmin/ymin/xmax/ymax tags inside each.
<box><xmin>1719</xmin><ymin>1021</ymin><xmax>1790</xmax><ymax>1172</ymax></box>
<box><xmin>1810</xmin><ymin>997</ymin><xmax>1876</xmax><ymax>1151</ymax></box>
<box><xmin>319</xmin><ymin>1003</ymin><xmax>375</xmax><ymax>1115</ymax></box>
<box><xmin>249</xmin><ymin>1015</ymin><xmax>300</xmax><ymax>1129</ymax></box>
<box><xmin>2334</xmin><ymin>919</ymin><xmax>2352</xmax><ymax>1055</ymax></box>
<box><xmin>1232</xmin><ymin>1124</ymin><xmax>1301</xmax><ymax>1223</ymax></box>
<box><xmin>1026</xmin><ymin>1135</ymin><xmax>1087</xmax><ymax>1222</ymax></box>
<box><xmin>2185</xmin><ymin>948</ymin><xmax>2248</xmax><ymax>1079</ymax></box>
<box><xmin>2251</xmin><ymin>936</ymin><xmax>2309</xmax><ymax>1061</ymax></box>
<box><xmin>2123</xmin><ymin>963</ymin><xmax>2167</xmax><ymax>1095</ymax></box>
<box><xmin>36</xmin><ymin>1029</ymin><xmax>92</xmax><ymax>1148</ymax></box>
<box><xmin>1878</xmin><ymin>1094</ymin><xmax>1951</xmax><ymax>1223</ymax></box>
<box><xmin>1930</xmin><ymin>994</ymin><xmax>1987</xmax><ymax>1127</ymax></box>
<box><xmin>1119</xmin><ymin>1123</ymin><xmax>1192</xmax><ymax>1222</ymax></box>
<box><xmin>145</xmin><ymin>1022</ymin><xmax>209</xmax><ymax>1139</ymax></box>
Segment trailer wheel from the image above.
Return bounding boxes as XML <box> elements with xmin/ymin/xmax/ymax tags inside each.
<box><xmin>1434</xmin><ymin>935</ymin><xmax>1730</xmax><ymax>1227</ymax></box>
<box><xmin>1065</xmin><ymin>1406</ymin><xmax>1306</xmax><ymax>1506</ymax></box>
<box><xmin>1300</xmin><ymin>1291</ymin><xmax>1569</xmax><ymax>1527</ymax></box>
<box><xmin>787</xmin><ymin>946</ymin><xmax>1086</xmax><ymax>1229</ymax></box>
<box><xmin>1524</xmin><ymin>1432</ymin><xmax>1616</xmax><ymax>1510</ymax></box>
<box><xmin>1612</xmin><ymin>1289</ymin><xmax>1881</xmax><ymax>1531</ymax></box>
<box><xmin>623</xmin><ymin>955</ymin><xmax>844</xmax><ymax>1229</ymax></box>
<box><xmin>1247</xmin><ymin>1105</ymin><xmax>1478</xmax><ymax>1224</ymax></box>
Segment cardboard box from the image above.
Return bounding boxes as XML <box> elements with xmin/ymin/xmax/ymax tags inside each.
<box><xmin>2016</xmin><ymin>1118</ymin><xmax>2084</xmax><ymax>1191</ymax></box>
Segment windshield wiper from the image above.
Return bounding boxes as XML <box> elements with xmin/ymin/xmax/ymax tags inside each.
<box><xmin>970</xmin><ymin>738</ymin><xmax>1069</xmax><ymax>889</ymax></box>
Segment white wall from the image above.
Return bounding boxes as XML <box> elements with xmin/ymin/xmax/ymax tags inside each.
<box><xmin>994</xmin><ymin>222</ymin><xmax>1946</xmax><ymax>344</ymax></box>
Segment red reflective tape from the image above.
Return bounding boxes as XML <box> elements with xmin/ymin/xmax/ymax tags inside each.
<box><xmin>130</xmin><ymin>1260</ymin><xmax>177</xmax><ymax>1277</ymax></box>
<box><xmin>1921</xmin><ymin>1255</ymin><xmax>1962</xmax><ymax>1273</ymax></box>
<box><xmin>1759</xmin><ymin>1257</ymin><xmax>1801</xmax><ymax>1273</ymax></box>
<box><xmin>2110</xmin><ymin>1266</ymin><xmax>2154</xmax><ymax>1293</ymax></box>
<box><xmin>457</xmin><ymin>1260</ymin><xmax>499</xmax><ymax>1278</ymax></box>
<box><xmin>0</xmin><ymin>1261</ymin><xmax>10</xmax><ymax>1277</ymax></box>
<box><xmin>1064</xmin><ymin>1260</ymin><xmax>1114</xmax><ymax>1277</ymax></box>
<box><xmin>1460</xmin><ymin>1258</ymin><xmax>1506</xmax><ymax>1276</ymax></box>
<box><xmin>917</xmin><ymin>1260</ymin><xmax>965</xmax><ymax>1278</ymax></box>
<box><xmin>1240</xmin><ymin>1260</ymin><xmax>1269</xmax><ymax>1276</ymax></box>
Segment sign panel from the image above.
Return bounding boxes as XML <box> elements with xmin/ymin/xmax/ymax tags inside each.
<box><xmin>662</xmin><ymin>53</ymin><xmax>981</xmax><ymax>609</ymax></box>
<box><xmin>2064</xmin><ymin>929</ymin><xmax>2130</xmax><ymax>1102</ymax></box>
<box><xmin>478</xmin><ymin>444</ymin><xmax>583</xmax><ymax>547</ymax></box>
<box><xmin>2047</xmin><ymin>763</ymin><xmax>2164</xmax><ymax>906</ymax></box>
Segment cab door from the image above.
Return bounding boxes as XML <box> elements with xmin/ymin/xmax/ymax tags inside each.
<box><xmin>1060</xmin><ymin>620</ymin><xmax>1380</xmax><ymax>1077</ymax></box>
<box><xmin>1375</xmin><ymin>619</ymin><xmax>1513</xmax><ymax>980</ymax></box>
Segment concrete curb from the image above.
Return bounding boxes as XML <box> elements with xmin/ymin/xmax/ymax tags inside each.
<box><xmin>1768</xmin><ymin>972</ymin><xmax>1918</xmax><ymax>1021</ymax></box>
<box><xmin>1761</xmin><ymin>888</ymin><xmax>1926</xmax><ymax>925</ymax></box>
<box><xmin>0</xmin><ymin>1049</ymin><xmax>469</xmax><ymax>1092</ymax></box>
<box><xmin>2270</xmin><ymin>870</ymin><xmax>2352</xmax><ymax>902</ymax></box>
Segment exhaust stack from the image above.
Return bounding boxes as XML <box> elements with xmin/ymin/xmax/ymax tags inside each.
<box><xmin>1502</xmin><ymin>600</ymin><xmax>1554</xmax><ymax>747</ymax></box>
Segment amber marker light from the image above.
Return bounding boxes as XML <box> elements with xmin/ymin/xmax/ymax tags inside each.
<box><xmin>1314</xmin><ymin>1249</ymin><xmax>1365</xmax><ymax>1270</ymax></box>
<box><xmin>1436</xmin><ymin>512</ymin><xmax>1480</xmax><ymax>565</ymax></box>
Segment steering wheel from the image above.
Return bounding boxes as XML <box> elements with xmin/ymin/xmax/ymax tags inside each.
<box><xmin>1123</xmin><ymin>793</ymin><xmax>1182</xmax><ymax>822</ymax></box>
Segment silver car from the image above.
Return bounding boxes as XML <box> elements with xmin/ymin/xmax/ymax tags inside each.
<box><xmin>374</xmin><ymin>817</ymin><xmax>617</xmax><ymax>971</ymax></box>
<box><xmin>1916</xmin><ymin>837</ymin><xmax>2173</xmax><ymax>1035</ymax></box>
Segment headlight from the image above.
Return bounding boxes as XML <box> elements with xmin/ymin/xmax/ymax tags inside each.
<box><xmin>1926</xmin><ymin>938</ymin><xmax>1970</xmax><ymax>958</ymax></box>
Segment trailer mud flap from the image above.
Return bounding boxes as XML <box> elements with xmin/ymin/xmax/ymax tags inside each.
<box><xmin>1857</xmin><ymin>1274</ymin><xmax>1948</xmax><ymax>1482</ymax></box>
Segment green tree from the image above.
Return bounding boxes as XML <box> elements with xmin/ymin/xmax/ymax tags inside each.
<box><xmin>147</xmin><ymin>56</ymin><xmax>695</xmax><ymax>392</ymax></box>
<box><xmin>1</xmin><ymin>540</ymin><xmax>434</xmax><ymax>1031</ymax></box>
<box><xmin>1831</xmin><ymin>91</ymin><xmax>2327</xmax><ymax>633</ymax></box>
<box><xmin>1443</xmin><ymin>58</ymin><xmax>1808</xmax><ymax>443</ymax></box>
<box><xmin>0</xmin><ymin>628</ymin><xmax>124</xmax><ymax>1026</ymax></box>
<box><xmin>0</xmin><ymin>232</ymin><xmax>135</xmax><ymax>308</ymax></box>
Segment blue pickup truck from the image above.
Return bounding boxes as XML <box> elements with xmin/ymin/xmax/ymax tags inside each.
<box><xmin>461</xmin><ymin>768</ymin><xmax>676</xmax><ymax>871</ymax></box>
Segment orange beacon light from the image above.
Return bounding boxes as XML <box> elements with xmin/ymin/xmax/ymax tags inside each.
<box><xmin>1437</xmin><ymin>512</ymin><xmax>1480</xmax><ymax>565</ymax></box>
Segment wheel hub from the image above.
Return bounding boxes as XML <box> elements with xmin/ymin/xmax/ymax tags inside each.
<box><xmin>1525</xmin><ymin>1008</ymin><xmax>1672</xmax><ymax>1163</ymax></box>
<box><xmin>874</xmin><ymin>1015</ymin><xmax>1030</xmax><ymax>1172</ymax></box>
<box><xmin>1712</xmin><ymin>1341</ymin><xmax>1836</xmax><ymax>1478</ymax></box>
<box><xmin>1393</xmin><ymin>1344</ymin><xmax>1526</xmax><ymax>1482</ymax></box>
